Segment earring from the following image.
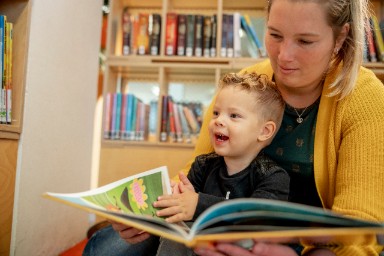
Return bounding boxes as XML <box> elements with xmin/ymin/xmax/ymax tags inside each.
<box><xmin>334</xmin><ymin>48</ymin><xmax>339</xmax><ymax>55</ymax></box>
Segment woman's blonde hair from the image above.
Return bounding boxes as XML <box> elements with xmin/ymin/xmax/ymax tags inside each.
<box><xmin>267</xmin><ymin>0</ymin><xmax>370</xmax><ymax>99</ymax></box>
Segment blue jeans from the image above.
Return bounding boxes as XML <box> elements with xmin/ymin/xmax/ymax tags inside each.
<box><xmin>82</xmin><ymin>225</ymin><xmax>160</xmax><ymax>256</ymax></box>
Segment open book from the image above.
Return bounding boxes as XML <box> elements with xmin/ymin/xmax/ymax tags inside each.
<box><xmin>43</xmin><ymin>166</ymin><xmax>384</xmax><ymax>248</ymax></box>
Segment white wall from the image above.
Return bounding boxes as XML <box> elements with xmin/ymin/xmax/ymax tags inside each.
<box><xmin>11</xmin><ymin>0</ymin><xmax>102</xmax><ymax>255</ymax></box>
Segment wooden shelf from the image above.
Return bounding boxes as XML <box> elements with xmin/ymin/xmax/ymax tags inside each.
<box><xmin>0</xmin><ymin>0</ymin><xmax>30</xmax><ymax>139</ymax></box>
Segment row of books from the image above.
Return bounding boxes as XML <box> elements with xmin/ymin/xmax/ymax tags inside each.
<box><xmin>103</xmin><ymin>93</ymin><xmax>203</xmax><ymax>143</ymax></box>
<box><xmin>0</xmin><ymin>15</ymin><xmax>13</xmax><ymax>124</ymax></box>
<box><xmin>364</xmin><ymin>15</ymin><xmax>384</xmax><ymax>63</ymax></box>
<box><xmin>160</xmin><ymin>95</ymin><xmax>202</xmax><ymax>143</ymax></box>
<box><xmin>121</xmin><ymin>10</ymin><xmax>267</xmax><ymax>58</ymax></box>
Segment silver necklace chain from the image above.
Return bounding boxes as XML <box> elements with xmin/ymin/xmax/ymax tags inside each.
<box><xmin>293</xmin><ymin>107</ymin><xmax>308</xmax><ymax>123</ymax></box>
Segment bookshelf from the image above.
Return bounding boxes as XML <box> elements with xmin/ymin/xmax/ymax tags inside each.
<box><xmin>99</xmin><ymin>0</ymin><xmax>384</xmax><ymax>183</ymax></box>
<box><xmin>0</xmin><ymin>0</ymin><xmax>30</xmax><ymax>255</ymax></box>
<box><xmin>0</xmin><ymin>0</ymin><xmax>30</xmax><ymax>139</ymax></box>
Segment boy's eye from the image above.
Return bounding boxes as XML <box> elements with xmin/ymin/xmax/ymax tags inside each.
<box><xmin>230</xmin><ymin>113</ymin><xmax>239</xmax><ymax>118</ymax></box>
<box><xmin>213</xmin><ymin>110</ymin><xmax>219</xmax><ymax>116</ymax></box>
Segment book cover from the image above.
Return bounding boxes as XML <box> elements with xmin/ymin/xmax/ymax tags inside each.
<box><xmin>122</xmin><ymin>8</ymin><xmax>131</xmax><ymax>55</ymax></box>
<box><xmin>177</xmin><ymin>14</ymin><xmax>187</xmax><ymax>56</ymax></box>
<box><xmin>165</xmin><ymin>13</ymin><xmax>178</xmax><ymax>56</ymax></box>
<box><xmin>185</xmin><ymin>15</ymin><xmax>196</xmax><ymax>57</ymax></box>
<box><xmin>150</xmin><ymin>14</ymin><xmax>162</xmax><ymax>56</ymax></box>
<box><xmin>137</xmin><ymin>13</ymin><xmax>150</xmax><ymax>55</ymax></box>
<box><xmin>44</xmin><ymin>167</ymin><xmax>384</xmax><ymax>248</ymax></box>
<box><xmin>210</xmin><ymin>15</ymin><xmax>217</xmax><ymax>57</ymax></box>
<box><xmin>194</xmin><ymin>15</ymin><xmax>204</xmax><ymax>57</ymax></box>
<box><xmin>203</xmin><ymin>16</ymin><xmax>212</xmax><ymax>57</ymax></box>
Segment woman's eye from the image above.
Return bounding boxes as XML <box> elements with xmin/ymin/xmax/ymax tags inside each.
<box><xmin>299</xmin><ymin>39</ymin><xmax>313</xmax><ymax>45</ymax></box>
<box><xmin>270</xmin><ymin>33</ymin><xmax>282</xmax><ymax>39</ymax></box>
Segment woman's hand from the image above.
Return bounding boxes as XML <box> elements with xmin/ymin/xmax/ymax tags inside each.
<box><xmin>109</xmin><ymin>220</ymin><xmax>150</xmax><ymax>244</ymax></box>
<box><xmin>194</xmin><ymin>242</ymin><xmax>298</xmax><ymax>256</ymax></box>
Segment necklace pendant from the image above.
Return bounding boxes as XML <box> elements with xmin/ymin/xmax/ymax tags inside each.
<box><xmin>296</xmin><ymin>117</ymin><xmax>303</xmax><ymax>123</ymax></box>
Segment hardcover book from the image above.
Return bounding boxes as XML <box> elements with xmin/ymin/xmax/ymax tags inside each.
<box><xmin>122</xmin><ymin>8</ymin><xmax>131</xmax><ymax>55</ymax></box>
<box><xmin>137</xmin><ymin>13</ymin><xmax>150</xmax><ymax>55</ymax></box>
<box><xmin>177</xmin><ymin>14</ymin><xmax>187</xmax><ymax>56</ymax></box>
<box><xmin>203</xmin><ymin>16</ymin><xmax>212</xmax><ymax>57</ymax></box>
<box><xmin>186</xmin><ymin>15</ymin><xmax>196</xmax><ymax>57</ymax></box>
<box><xmin>150</xmin><ymin>14</ymin><xmax>162</xmax><ymax>56</ymax></box>
<box><xmin>194</xmin><ymin>15</ymin><xmax>204</xmax><ymax>57</ymax></box>
<box><xmin>165</xmin><ymin>13</ymin><xmax>178</xmax><ymax>56</ymax></box>
<box><xmin>44</xmin><ymin>166</ymin><xmax>384</xmax><ymax>248</ymax></box>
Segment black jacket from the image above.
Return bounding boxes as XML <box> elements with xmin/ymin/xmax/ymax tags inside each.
<box><xmin>187</xmin><ymin>152</ymin><xmax>290</xmax><ymax>219</ymax></box>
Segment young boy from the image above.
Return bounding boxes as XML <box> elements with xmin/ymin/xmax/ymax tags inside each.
<box><xmin>153</xmin><ymin>72</ymin><xmax>290</xmax><ymax>255</ymax></box>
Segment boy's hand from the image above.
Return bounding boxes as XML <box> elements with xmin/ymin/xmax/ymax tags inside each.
<box><xmin>154</xmin><ymin>179</ymin><xmax>198</xmax><ymax>223</ymax></box>
<box><xmin>177</xmin><ymin>171</ymin><xmax>195</xmax><ymax>192</ymax></box>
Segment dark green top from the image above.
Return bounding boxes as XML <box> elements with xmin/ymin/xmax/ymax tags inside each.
<box><xmin>263</xmin><ymin>97</ymin><xmax>322</xmax><ymax>207</ymax></box>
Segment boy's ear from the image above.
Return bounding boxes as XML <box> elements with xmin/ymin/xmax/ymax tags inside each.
<box><xmin>258</xmin><ymin>121</ymin><xmax>276</xmax><ymax>142</ymax></box>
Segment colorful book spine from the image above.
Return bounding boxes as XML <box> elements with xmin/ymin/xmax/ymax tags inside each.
<box><xmin>103</xmin><ymin>93</ymin><xmax>113</xmax><ymax>139</ymax></box>
<box><xmin>173</xmin><ymin>101</ymin><xmax>183</xmax><ymax>142</ymax></box>
<box><xmin>210</xmin><ymin>15</ymin><xmax>217</xmax><ymax>57</ymax></box>
<box><xmin>165</xmin><ymin>13</ymin><xmax>178</xmax><ymax>56</ymax></box>
<box><xmin>194</xmin><ymin>15</ymin><xmax>204</xmax><ymax>57</ymax></box>
<box><xmin>160</xmin><ymin>95</ymin><xmax>168</xmax><ymax>142</ymax></box>
<box><xmin>220</xmin><ymin>14</ymin><xmax>228</xmax><ymax>57</ymax></box>
<box><xmin>203</xmin><ymin>16</ymin><xmax>212</xmax><ymax>57</ymax></box>
<box><xmin>0</xmin><ymin>15</ymin><xmax>5</xmax><ymax>123</ymax></box>
<box><xmin>148</xmin><ymin>100</ymin><xmax>158</xmax><ymax>139</ymax></box>
<box><xmin>226</xmin><ymin>14</ymin><xmax>234</xmax><ymax>57</ymax></box>
<box><xmin>177</xmin><ymin>14</ymin><xmax>187</xmax><ymax>56</ymax></box>
<box><xmin>233</xmin><ymin>12</ymin><xmax>241</xmax><ymax>58</ymax></box>
<box><xmin>124</xmin><ymin>93</ymin><xmax>134</xmax><ymax>140</ymax></box>
<box><xmin>120</xmin><ymin>93</ymin><xmax>128</xmax><ymax>139</ymax></box>
<box><xmin>177</xmin><ymin>103</ymin><xmax>191</xmax><ymax>143</ymax></box>
<box><xmin>122</xmin><ymin>8</ymin><xmax>131</xmax><ymax>55</ymax></box>
<box><xmin>137</xmin><ymin>13</ymin><xmax>150</xmax><ymax>55</ymax></box>
<box><xmin>129</xmin><ymin>95</ymin><xmax>138</xmax><ymax>140</ymax></box>
<box><xmin>150</xmin><ymin>13</ymin><xmax>161</xmax><ymax>56</ymax></box>
<box><xmin>185</xmin><ymin>15</ymin><xmax>196</xmax><ymax>57</ymax></box>
<box><xmin>130</xmin><ymin>14</ymin><xmax>140</xmax><ymax>55</ymax></box>
<box><xmin>167</xmin><ymin>96</ymin><xmax>176</xmax><ymax>142</ymax></box>
<box><xmin>5</xmin><ymin>20</ymin><xmax>12</xmax><ymax>124</ymax></box>
<box><xmin>371</xmin><ymin>15</ymin><xmax>384</xmax><ymax>62</ymax></box>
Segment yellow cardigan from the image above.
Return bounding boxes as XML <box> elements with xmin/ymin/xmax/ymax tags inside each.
<box><xmin>181</xmin><ymin>60</ymin><xmax>384</xmax><ymax>254</ymax></box>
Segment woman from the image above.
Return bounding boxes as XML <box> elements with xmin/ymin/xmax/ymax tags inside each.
<box><xmin>84</xmin><ymin>0</ymin><xmax>384</xmax><ymax>255</ymax></box>
<box><xmin>192</xmin><ymin>0</ymin><xmax>384</xmax><ymax>255</ymax></box>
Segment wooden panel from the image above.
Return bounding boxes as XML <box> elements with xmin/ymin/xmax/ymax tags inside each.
<box><xmin>0</xmin><ymin>139</ymin><xmax>18</xmax><ymax>256</ymax></box>
<box><xmin>98</xmin><ymin>145</ymin><xmax>194</xmax><ymax>186</ymax></box>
